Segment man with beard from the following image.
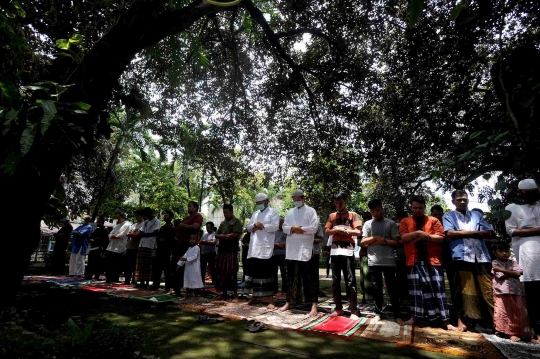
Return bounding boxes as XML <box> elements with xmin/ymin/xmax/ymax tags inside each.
<box><xmin>505</xmin><ymin>179</ymin><xmax>540</xmax><ymax>340</ymax></box>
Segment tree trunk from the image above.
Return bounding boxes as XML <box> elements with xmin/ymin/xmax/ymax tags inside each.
<box><xmin>90</xmin><ymin>136</ymin><xmax>125</xmax><ymax>220</ymax></box>
<box><xmin>0</xmin><ymin>0</ymin><xmax>231</xmax><ymax>310</ymax></box>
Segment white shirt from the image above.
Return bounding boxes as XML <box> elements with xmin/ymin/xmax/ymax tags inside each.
<box><xmin>246</xmin><ymin>206</ymin><xmax>279</xmax><ymax>260</ymax></box>
<box><xmin>505</xmin><ymin>202</ymin><xmax>540</xmax><ymax>282</ymax></box>
<box><xmin>283</xmin><ymin>205</ymin><xmax>319</xmax><ymax>261</ymax></box>
<box><xmin>107</xmin><ymin>220</ymin><xmax>131</xmax><ymax>253</ymax></box>
<box><xmin>139</xmin><ymin>217</ymin><xmax>161</xmax><ymax>249</ymax></box>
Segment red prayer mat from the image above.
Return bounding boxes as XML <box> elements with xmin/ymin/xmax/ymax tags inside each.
<box><xmin>300</xmin><ymin>315</ymin><xmax>370</xmax><ymax>338</ymax></box>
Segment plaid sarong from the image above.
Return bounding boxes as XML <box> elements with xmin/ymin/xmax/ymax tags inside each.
<box><xmin>244</xmin><ymin>257</ymin><xmax>275</xmax><ymax>297</ymax></box>
<box><xmin>135</xmin><ymin>247</ymin><xmax>153</xmax><ymax>282</ymax></box>
<box><xmin>407</xmin><ymin>264</ymin><xmax>450</xmax><ymax>321</ymax></box>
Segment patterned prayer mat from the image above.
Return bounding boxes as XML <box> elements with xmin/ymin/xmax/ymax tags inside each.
<box><xmin>299</xmin><ymin>315</ymin><xmax>370</xmax><ymax>339</ymax></box>
<box><xmin>360</xmin><ymin>319</ymin><xmax>412</xmax><ymax>344</ymax></box>
<box><xmin>24</xmin><ymin>275</ymin><xmax>90</xmax><ymax>284</ymax></box>
<box><xmin>482</xmin><ymin>334</ymin><xmax>540</xmax><ymax>359</ymax></box>
<box><xmin>402</xmin><ymin>326</ymin><xmax>505</xmax><ymax>359</ymax></box>
<box><xmin>205</xmin><ymin>303</ymin><xmax>276</xmax><ymax>320</ymax></box>
<box><xmin>252</xmin><ymin>309</ymin><xmax>323</xmax><ymax>330</ymax></box>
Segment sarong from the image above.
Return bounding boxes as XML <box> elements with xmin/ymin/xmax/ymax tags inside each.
<box><xmin>408</xmin><ymin>264</ymin><xmax>450</xmax><ymax>321</ymax></box>
<box><xmin>453</xmin><ymin>261</ymin><xmax>494</xmax><ymax>320</ymax></box>
<box><xmin>244</xmin><ymin>257</ymin><xmax>275</xmax><ymax>297</ymax></box>
<box><xmin>135</xmin><ymin>247</ymin><xmax>153</xmax><ymax>282</ymax></box>
<box><xmin>216</xmin><ymin>251</ymin><xmax>239</xmax><ymax>287</ymax></box>
<box><xmin>286</xmin><ymin>259</ymin><xmax>318</xmax><ymax>305</ymax></box>
<box><xmin>494</xmin><ymin>294</ymin><xmax>531</xmax><ymax>339</ymax></box>
<box><xmin>69</xmin><ymin>248</ymin><xmax>85</xmax><ymax>276</ymax></box>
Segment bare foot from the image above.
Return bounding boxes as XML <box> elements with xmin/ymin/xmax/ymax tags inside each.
<box><xmin>510</xmin><ymin>335</ymin><xmax>521</xmax><ymax>342</ymax></box>
<box><xmin>531</xmin><ymin>337</ymin><xmax>539</xmax><ymax>344</ymax></box>
<box><xmin>350</xmin><ymin>313</ymin><xmax>360</xmax><ymax>320</ymax></box>
<box><xmin>231</xmin><ymin>295</ymin><xmax>239</xmax><ymax>303</ymax></box>
<box><xmin>247</xmin><ymin>298</ymin><xmax>257</xmax><ymax>306</ymax></box>
<box><xmin>457</xmin><ymin>316</ymin><xmax>467</xmax><ymax>332</ymax></box>
<box><xmin>397</xmin><ymin>317</ymin><xmax>414</xmax><ymax>326</ymax></box>
<box><xmin>329</xmin><ymin>309</ymin><xmax>344</xmax><ymax>317</ymax></box>
<box><xmin>278</xmin><ymin>302</ymin><xmax>290</xmax><ymax>312</ymax></box>
<box><xmin>309</xmin><ymin>303</ymin><xmax>318</xmax><ymax>317</ymax></box>
<box><xmin>371</xmin><ymin>315</ymin><xmax>381</xmax><ymax>324</ymax></box>
<box><xmin>267</xmin><ymin>303</ymin><xmax>276</xmax><ymax>310</ymax></box>
<box><xmin>446</xmin><ymin>324</ymin><xmax>458</xmax><ymax>331</ymax></box>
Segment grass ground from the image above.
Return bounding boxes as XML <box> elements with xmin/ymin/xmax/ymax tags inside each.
<box><xmin>0</xmin><ymin>266</ymin><xmax>463</xmax><ymax>359</ymax></box>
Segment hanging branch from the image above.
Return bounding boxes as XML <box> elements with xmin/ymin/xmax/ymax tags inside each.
<box><xmin>242</xmin><ymin>0</ymin><xmax>322</xmax><ymax>132</ymax></box>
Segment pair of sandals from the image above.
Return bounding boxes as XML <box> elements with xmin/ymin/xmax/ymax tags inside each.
<box><xmin>197</xmin><ymin>315</ymin><xmax>225</xmax><ymax>324</ymax></box>
<box><xmin>244</xmin><ymin>320</ymin><xmax>269</xmax><ymax>333</ymax></box>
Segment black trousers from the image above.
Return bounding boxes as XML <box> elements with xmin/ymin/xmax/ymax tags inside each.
<box><xmin>106</xmin><ymin>251</ymin><xmax>124</xmax><ymax>283</ymax></box>
<box><xmin>152</xmin><ymin>250</ymin><xmax>172</xmax><ymax>290</ymax></box>
<box><xmin>325</xmin><ymin>252</ymin><xmax>331</xmax><ymax>277</ymax></box>
<box><xmin>273</xmin><ymin>254</ymin><xmax>287</xmax><ymax>293</ymax></box>
<box><xmin>331</xmin><ymin>255</ymin><xmax>357</xmax><ymax>311</ymax></box>
<box><xmin>524</xmin><ymin>281</ymin><xmax>540</xmax><ymax>334</ymax></box>
<box><xmin>367</xmin><ymin>266</ymin><xmax>401</xmax><ymax>318</ymax></box>
<box><xmin>309</xmin><ymin>254</ymin><xmax>320</xmax><ymax>294</ymax></box>
<box><xmin>51</xmin><ymin>239</ymin><xmax>69</xmax><ymax>274</ymax></box>
<box><xmin>124</xmin><ymin>248</ymin><xmax>138</xmax><ymax>284</ymax></box>
<box><xmin>286</xmin><ymin>259</ymin><xmax>318</xmax><ymax>305</ymax></box>
<box><xmin>200</xmin><ymin>252</ymin><xmax>217</xmax><ymax>285</ymax></box>
<box><xmin>85</xmin><ymin>249</ymin><xmax>103</xmax><ymax>280</ymax></box>
<box><xmin>395</xmin><ymin>259</ymin><xmax>409</xmax><ymax>304</ymax></box>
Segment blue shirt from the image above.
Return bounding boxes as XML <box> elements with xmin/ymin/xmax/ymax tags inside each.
<box><xmin>70</xmin><ymin>223</ymin><xmax>93</xmax><ymax>256</ymax></box>
<box><xmin>443</xmin><ymin>210</ymin><xmax>493</xmax><ymax>263</ymax></box>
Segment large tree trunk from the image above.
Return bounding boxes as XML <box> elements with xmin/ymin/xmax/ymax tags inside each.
<box><xmin>0</xmin><ymin>0</ymin><xmax>230</xmax><ymax>310</ymax></box>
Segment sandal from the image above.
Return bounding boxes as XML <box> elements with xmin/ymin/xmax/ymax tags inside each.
<box><xmin>197</xmin><ymin>315</ymin><xmax>225</xmax><ymax>324</ymax></box>
<box><xmin>249</xmin><ymin>321</ymin><xmax>269</xmax><ymax>333</ymax></box>
<box><xmin>244</xmin><ymin>319</ymin><xmax>256</xmax><ymax>331</ymax></box>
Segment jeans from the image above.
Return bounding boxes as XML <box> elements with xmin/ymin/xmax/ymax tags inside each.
<box><xmin>367</xmin><ymin>265</ymin><xmax>400</xmax><ymax>318</ymax></box>
<box><xmin>331</xmin><ymin>255</ymin><xmax>357</xmax><ymax>311</ymax></box>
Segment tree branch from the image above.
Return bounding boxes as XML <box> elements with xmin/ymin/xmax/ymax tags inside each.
<box><xmin>242</xmin><ymin>0</ymin><xmax>321</xmax><ymax>132</ymax></box>
<box><xmin>275</xmin><ymin>28</ymin><xmax>336</xmax><ymax>48</ymax></box>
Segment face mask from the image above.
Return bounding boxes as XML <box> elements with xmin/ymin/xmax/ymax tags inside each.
<box><xmin>256</xmin><ymin>204</ymin><xmax>265</xmax><ymax>211</ymax></box>
<box><xmin>294</xmin><ymin>200</ymin><xmax>304</xmax><ymax>208</ymax></box>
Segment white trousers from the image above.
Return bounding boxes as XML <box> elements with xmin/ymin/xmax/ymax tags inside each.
<box><xmin>69</xmin><ymin>248</ymin><xmax>85</xmax><ymax>276</ymax></box>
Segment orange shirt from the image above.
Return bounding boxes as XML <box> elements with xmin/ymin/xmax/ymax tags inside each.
<box><xmin>325</xmin><ymin>212</ymin><xmax>362</xmax><ymax>243</ymax></box>
<box><xmin>399</xmin><ymin>215</ymin><xmax>444</xmax><ymax>267</ymax></box>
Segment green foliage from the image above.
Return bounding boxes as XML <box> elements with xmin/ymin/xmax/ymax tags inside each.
<box><xmin>67</xmin><ymin>318</ymin><xmax>93</xmax><ymax>347</ymax></box>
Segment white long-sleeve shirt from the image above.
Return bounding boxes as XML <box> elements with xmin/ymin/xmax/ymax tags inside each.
<box><xmin>107</xmin><ymin>220</ymin><xmax>131</xmax><ymax>253</ymax></box>
<box><xmin>246</xmin><ymin>206</ymin><xmax>279</xmax><ymax>260</ymax></box>
<box><xmin>283</xmin><ymin>205</ymin><xmax>319</xmax><ymax>261</ymax></box>
<box><xmin>505</xmin><ymin>202</ymin><xmax>540</xmax><ymax>282</ymax></box>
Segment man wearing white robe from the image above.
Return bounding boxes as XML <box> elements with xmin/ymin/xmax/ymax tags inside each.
<box><xmin>505</xmin><ymin>178</ymin><xmax>540</xmax><ymax>340</ymax></box>
<box><xmin>278</xmin><ymin>189</ymin><xmax>319</xmax><ymax>316</ymax></box>
<box><xmin>245</xmin><ymin>193</ymin><xmax>280</xmax><ymax>308</ymax></box>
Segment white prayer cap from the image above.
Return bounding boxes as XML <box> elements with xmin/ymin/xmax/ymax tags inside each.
<box><xmin>518</xmin><ymin>179</ymin><xmax>538</xmax><ymax>190</ymax></box>
<box><xmin>254</xmin><ymin>193</ymin><xmax>268</xmax><ymax>201</ymax></box>
<box><xmin>292</xmin><ymin>189</ymin><xmax>304</xmax><ymax>197</ymax></box>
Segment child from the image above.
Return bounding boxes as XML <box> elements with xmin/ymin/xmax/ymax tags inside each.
<box><xmin>177</xmin><ymin>232</ymin><xmax>204</xmax><ymax>300</ymax></box>
<box><xmin>491</xmin><ymin>241</ymin><xmax>535</xmax><ymax>342</ymax></box>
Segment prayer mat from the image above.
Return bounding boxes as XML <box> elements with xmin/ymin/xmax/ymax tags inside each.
<box><xmin>205</xmin><ymin>303</ymin><xmax>275</xmax><ymax>320</ymax></box>
<box><xmin>24</xmin><ymin>275</ymin><xmax>89</xmax><ymax>284</ymax></box>
<box><xmin>317</xmin><ymin>298</ymin><xmax>350</xmax><ymax>314</ymax></box>
<box><xmin>359</xmin><ymin>319</ymin><xmax>412</xmax><ymax>344</ymax></box>
<box><xmin>252</xmin><ymin>309</ymin><xmax>322</xmax><ymax>330</ymax></box>
<box><xmin>78</xmin><ymin>285</ymin><xmax>114</xmax><ymax>293</ymax></box>
<box><xmin>402</xmin><ymin>326</ymin><xmax>504</xmax><ymax>359</ymax></box>
<box><xmin>130</xmin><ymin>293</ymin><xmax>176</xmax><ymax>303</ymax></box>
<box><xmin>482</xmin><ymin>333</ymin><xmax>540</xmax><ymax>359</ymax></box>
<box><xmin>299</xmin><ymin>315</ymin><xmax>370</xmax><ymax>339</ymax></box>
